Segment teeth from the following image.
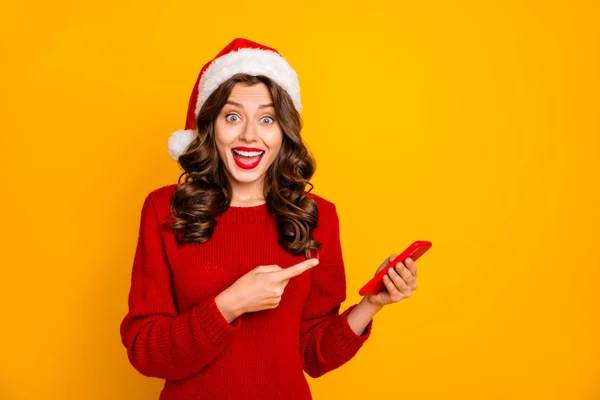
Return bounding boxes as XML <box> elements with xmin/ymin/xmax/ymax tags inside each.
<box><xmin>233</xmin><ymin>149</ymin><xmax>264</xmax><ymax>157</ymax></box>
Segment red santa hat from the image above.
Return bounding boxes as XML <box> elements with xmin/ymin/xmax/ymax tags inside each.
<box><xmin>167</xmin><ymin>38</ymin><xmax>302</xmax><ymax>160</ymax></box>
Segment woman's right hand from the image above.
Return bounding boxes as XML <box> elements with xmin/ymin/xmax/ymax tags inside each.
<box><xmin>215</xmin><ymin>258</ymin><xmax>320</xmax><ymax>322</ymax></box>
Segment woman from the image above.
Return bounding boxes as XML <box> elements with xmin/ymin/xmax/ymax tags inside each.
<box><xmin>120</xmin><ymin>38</ymin><xmax>418</xmax><ymax>400</ymax></box>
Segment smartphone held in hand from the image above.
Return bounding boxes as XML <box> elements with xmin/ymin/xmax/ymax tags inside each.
<box><xmin>358</xmin><ymin>240</ymin><xmax>432</xmax><ymax>296</ymax></box>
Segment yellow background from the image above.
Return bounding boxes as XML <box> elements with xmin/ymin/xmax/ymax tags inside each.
<box><xmin>1</xmin><ymin>0</ymin><xmax>598</xmax><ymax>399</ymax></box>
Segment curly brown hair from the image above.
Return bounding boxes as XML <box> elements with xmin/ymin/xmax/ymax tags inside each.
<box><xmin>164</xmin><ymin>73</ymin><xmax>322</xmax><ymax>259</ymax></box>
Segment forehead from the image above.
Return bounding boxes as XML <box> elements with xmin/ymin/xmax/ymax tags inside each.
<box><xmin>227</xmin><ymin>82</ymin><xmax>273</xmax><ymax>104</ymax></box>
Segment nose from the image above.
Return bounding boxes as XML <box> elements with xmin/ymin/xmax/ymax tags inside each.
<box><xmin>239</xmin><ymin>119</ymin><xmax>259</xmax><ymax>142</ymax></box>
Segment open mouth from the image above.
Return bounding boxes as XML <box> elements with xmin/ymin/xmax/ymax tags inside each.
<box><xmin>231</xmin><ymin>149</ymin><xmax>265</xmax><ymax>170</ymax></box>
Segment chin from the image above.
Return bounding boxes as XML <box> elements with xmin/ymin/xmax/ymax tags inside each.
<box><xmin>231</xmin><ymin>174</ymin><xmax>263</xmax><ymax>183</ymax></box>
<box><xmin>226</xmin><ymin>165</ymin><xmax>265</xmax><ymax>182</ymax></box>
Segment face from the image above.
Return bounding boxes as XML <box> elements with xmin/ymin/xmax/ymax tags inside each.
<box><xmin>214</xmin><ymin>82</ymin><xmax>283</xmax><ymax>190</ymax></box>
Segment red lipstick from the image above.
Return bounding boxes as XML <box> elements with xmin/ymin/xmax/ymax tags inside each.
<box><xmin>231</xmin><ymin>148</ymin><xmax>265</xmax><ymax>170</ymax></box>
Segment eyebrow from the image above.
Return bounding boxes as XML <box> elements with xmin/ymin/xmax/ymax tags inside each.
<box><xmin>226</xmin><ymin>100</ymin><xmax>274</xmax><ymax>109</ymax></box>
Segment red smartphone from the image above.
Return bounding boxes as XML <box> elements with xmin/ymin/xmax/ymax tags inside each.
<box><xmin>358</xmin><ymin>240</ymin><xmax>432</xmax><ymax>296</ymax></box>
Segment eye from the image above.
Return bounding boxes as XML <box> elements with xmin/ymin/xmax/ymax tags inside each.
<box><xmin>261</xmin><ymin>116</ymin><xmax>275</xmax><ymax>124</ymax></box>
<box><xmin>225</xmin><ymin>114</ymin><xmax>240</xmax><ymax>123</ymax></box>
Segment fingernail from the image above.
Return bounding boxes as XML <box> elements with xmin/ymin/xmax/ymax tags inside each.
<box><xmin>406</xmin><ymin>258</ymin><xmax>412</xmax><ymax>263</ymax></box>
<box><xmin>312</xmin><ymin>259</ymin><xmax>319</xmax><ymax>266</ymax></box>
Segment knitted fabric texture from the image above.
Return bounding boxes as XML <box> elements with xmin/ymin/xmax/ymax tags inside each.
<box><xmin>120</xmin><ymin>184</ymin><xmax>373</xmax><ymax>399</ymax></box>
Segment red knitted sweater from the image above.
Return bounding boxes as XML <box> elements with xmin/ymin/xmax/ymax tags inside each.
<box><xmin>120</xmin><ymin>184</ymin><xmax>373</xmax><ymax>399</ymax></box>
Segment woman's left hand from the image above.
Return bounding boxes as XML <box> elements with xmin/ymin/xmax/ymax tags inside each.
<box><xmin>366</xmin><ymin>254</ymin><xmax>418</xmax><ymax>307</ymax></box>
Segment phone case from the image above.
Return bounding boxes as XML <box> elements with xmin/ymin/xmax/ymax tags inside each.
<box><xmin>358</xmin><ymin>240</ymin><xmax>432</xmax><ymax>296</ymax></box>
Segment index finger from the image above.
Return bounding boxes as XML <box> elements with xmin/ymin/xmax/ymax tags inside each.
<box><xmin>277</xmin><ymin>258</ymin><xmax>319</xmax><ymax>280</ymax></box>
<box><xmin>405</xmin><ymin>257</ymin><xmax>417</xmax><ymax>276</ymax></box>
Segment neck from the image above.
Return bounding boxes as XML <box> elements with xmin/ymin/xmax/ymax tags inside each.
<box><xmin>230</xmin><ymin>178</ymin><xmax>265</xmax><ymax>206</ymax></box>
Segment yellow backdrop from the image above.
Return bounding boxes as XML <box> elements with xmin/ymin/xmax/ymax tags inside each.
<box><xmin>1</xmin><ymin>0</ymin><xmax>598</xmax><ymax>399</ymax></box>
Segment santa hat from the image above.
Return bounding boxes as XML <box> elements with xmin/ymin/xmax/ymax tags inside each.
<box><xmin>167</xmin><ymin>38</ymin><xmax>302</xmax><ymax>161</ymax></box>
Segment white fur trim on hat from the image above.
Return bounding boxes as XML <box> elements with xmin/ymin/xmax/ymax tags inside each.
<box><xmin>168</xmin><ymin>129</ymin><xmax>197</xmax><ymax>160</ymax></box>
<box><xmin>195</xmin><ymin>48</ymin><xmax>302</xmax><ymax>117</ymax></box>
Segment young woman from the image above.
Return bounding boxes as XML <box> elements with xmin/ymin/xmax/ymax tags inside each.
<box><xmin>120</xmin><ymin>38</ymin><xmax>418</xmax><ymax>400</ymax></box>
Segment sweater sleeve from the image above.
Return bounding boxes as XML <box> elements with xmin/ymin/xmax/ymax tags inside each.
<box><xmin>120</xmin><ymin>194</ymin><xmax>241</xmax><ymax>381</ymax></box>
<box><xmin>299</xmin><ymin>202</ymin><xmax>373</xmax><ymax>378</ymax></box>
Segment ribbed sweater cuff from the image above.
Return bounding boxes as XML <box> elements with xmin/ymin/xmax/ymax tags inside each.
<box><xmin>332</xmin><ymin>304</ymin><xmax>373</xmax><ymax>354</ymax></box>
<box><xmin>192</xmin><ymin>295</ymin><xmax>242</xmax><ymax>346</ymax></box>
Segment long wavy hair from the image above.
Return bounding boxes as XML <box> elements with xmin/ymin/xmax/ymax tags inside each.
<box><xmin>164</xmin><ymin>73</ymin><xmax>322</xmax><ymax>259</ymax></box>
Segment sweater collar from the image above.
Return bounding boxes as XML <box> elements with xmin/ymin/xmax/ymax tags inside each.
<box><xmin>215</xmin><ymin>202</ymin><xmax>273</xmax><ymax>224</ymax></box>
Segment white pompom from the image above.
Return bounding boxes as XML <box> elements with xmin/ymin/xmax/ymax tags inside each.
<box><xmin>167</xmin><ymin>129</ymin><xmax>197</xmax><ymax>160</ymax></box>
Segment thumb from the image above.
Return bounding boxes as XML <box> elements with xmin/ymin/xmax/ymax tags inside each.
<box><xmin>375</xmin><ymin>253</ymin><xmax>399</xmax><ymax>275</ymax></box>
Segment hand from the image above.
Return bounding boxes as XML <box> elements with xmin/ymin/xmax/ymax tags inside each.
<box><xmin>217</xmin><ymin>258</ymin><xmax>320</xmax><ymax>318</ymax></box>
<box><xmin>365</xmin><ymin>253</ymin><xmax>418</xmax><ymax>307</ymax></box>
